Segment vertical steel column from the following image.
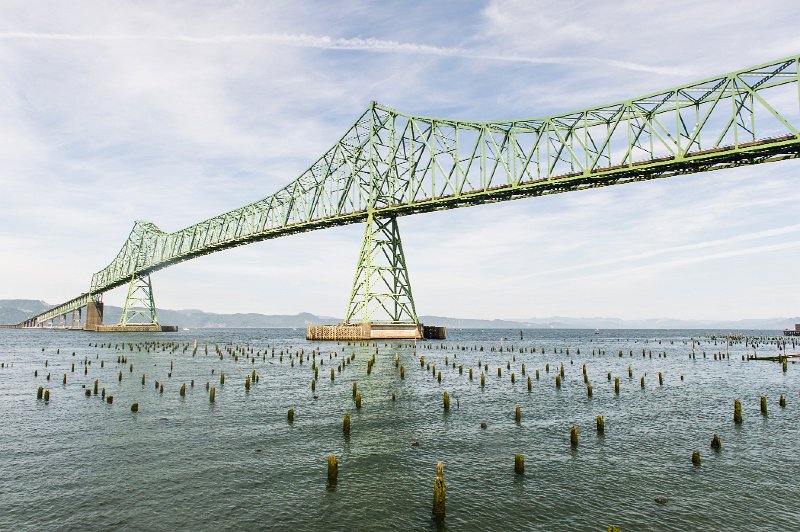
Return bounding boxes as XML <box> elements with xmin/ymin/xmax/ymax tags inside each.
<box><xmin>343</xmin><ymin>213</ymin><xmax>418</xmax><ymax>324</ymax></box>
<box><xmin>119</xmin><ymin>274</ymin><xmax>159</xmax><ymax>325</ymax></box>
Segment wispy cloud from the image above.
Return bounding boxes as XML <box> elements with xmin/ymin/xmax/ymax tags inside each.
<box><xmin>499</xmin><ymin>223</ymin><xmax>800</xmax><ymax>283</ymax></box>
<box><xmin>0</xmin><ymin>31</ymin><xmax>692</xmax><ymax>76</ymax></box>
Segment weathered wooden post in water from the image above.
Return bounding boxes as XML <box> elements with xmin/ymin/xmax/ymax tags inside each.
<box><xmin>734</xmin><ymin>399</ymin><xmax>742</xmax><ymax>424</ymax></box>
<box><xmin>691</xmin><ymin>451</ymin><xmax>701</xmax><ymax>466</ymax></box>
<box><xmin>433</xmin><ymin>462</ymin><xmax>446</xmax><ymax>519</ymax></box>
<box><xmin>327</xmin><ymin>455</ymin><xmax>338</xmax><ymax>484</ymax></box>
<box><xmin>514</xmin><ymin>454</ymin><xmax>524</xmax><ymax>474</ymax></box>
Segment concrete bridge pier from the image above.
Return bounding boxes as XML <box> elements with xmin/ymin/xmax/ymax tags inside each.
<box><xmin>84</xmin><ymin>301</ymin><xmax>104</xmax><ymax>331</ymax></box>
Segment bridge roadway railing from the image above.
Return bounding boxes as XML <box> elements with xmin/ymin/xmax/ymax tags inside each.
<box><xmin>14</xmin><ymin>54</ymin><xmax>800</xmax><ymax>327</ymax></box>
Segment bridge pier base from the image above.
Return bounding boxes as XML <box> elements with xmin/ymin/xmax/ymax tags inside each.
<box><xmin>306</xmin><ymin>323</ymin><xmax>446</xmax><ymax>341</ymax></box>
<box><xmin>84</xmin><ymin>301</ymin><xmax>104</xmax><ymax>331</ymax></box>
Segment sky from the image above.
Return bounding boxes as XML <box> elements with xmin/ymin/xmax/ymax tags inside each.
<box><xmin>1</xmin><ymin>0</ymin><xmax>800</xmax><ymax>321</ymax></box>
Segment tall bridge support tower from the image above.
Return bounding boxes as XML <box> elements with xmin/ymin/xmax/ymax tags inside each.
<box><xmin>344</xmin><ymin>214</ymin><xmax>418</xmax><ymax>325</ymax></box>
<box><xmin>307</xmin><ymin>213</ymin><xmax>446</xmax><ymax>340</ymax></box>
<box><xmin>120</xmin><ymin>274</ymin><xmax>159</xmax><ymax>325</ymax></box>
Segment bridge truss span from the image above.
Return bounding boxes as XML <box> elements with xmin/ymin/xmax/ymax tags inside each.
<box><xmin>13</xmin><ymin>54</ymin><xmax>800</xmax><ymax>330</ymax></box>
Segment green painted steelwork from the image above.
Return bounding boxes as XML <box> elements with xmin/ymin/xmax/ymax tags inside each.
<box><xmin>345</xmin><ymin>215</ymin><xmax>417</xmax><ymax>324</ymax></box>
<box><xmin>15</xmin><ymin>54</ymin><xmax>800</xmax><ymax>327</ymax></box>
<box><xmin>119</xmin><ymin>275</ymin><xmax>158</xmax><ymax>325</ymax></box>
<box><xmin>20</xmin><ymin>292</ymin><xmax>98</xmax><ymax>327</ymax></box>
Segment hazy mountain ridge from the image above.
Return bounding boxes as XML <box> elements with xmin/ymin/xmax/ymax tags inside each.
<box><xmin>2</xmin><ymin>299</ymin><xmax>796</xmax><ymax>330</ymax></box>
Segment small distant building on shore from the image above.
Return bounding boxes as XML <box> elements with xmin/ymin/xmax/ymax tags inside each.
<box><xmin>783</xmin><ymin>324</ymin><xmax>800</xmax><ymax>336</ymax></box>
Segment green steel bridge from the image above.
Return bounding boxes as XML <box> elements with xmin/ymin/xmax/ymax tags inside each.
<box><xmin>15</xmin><ymin>54</ymin><xmax>800</xmax><ymax>330</ymax></box>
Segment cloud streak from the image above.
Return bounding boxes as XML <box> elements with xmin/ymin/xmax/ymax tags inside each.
<box><xmin>0</xmin><ymin>31</ymin><xmax>691</xmax><ymax>76</ymax></box>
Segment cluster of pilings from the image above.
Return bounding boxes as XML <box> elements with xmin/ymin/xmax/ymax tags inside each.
<box><xmin>16</xmin><ymin>331</ymin><xmax>796</xmax><ymax>526</ymax></box>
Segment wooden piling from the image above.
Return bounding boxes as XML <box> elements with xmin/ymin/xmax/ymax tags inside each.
<box><xmin>761</xmin><ymin>396</ymin><xmax>768</xmax><ymax>415</ymax></box>
<box><xmin>515</xmin><ymin>405</ymin><xmax>521</xmax><ymax>422</ymax></box>
<box><xmin>711</xmin><ymin>433</ymin><xmax>721</xmax><ymax>451</ymax></box>
<box><xmin>443</xmin><ymin>391</ymin><xmax>450</xmax><ymax>411</ymax></box>
<box><xmin>514</xmin><ymin>454</ymin><xmax>524</xmax><ymax>474</ymax></box>
<box><xmin>734</xmin><ymin>399</ymin><xmax>742</xmax><ymax>424</ymax></box>
<box><xmin>691</xmin><ymin>451</ymin><xmax>701</xmax><ymax>466</ymax></box>
<box><xmin>596</xmin><ymin>415</ymin><xmax>604</xmax><ymax>434</ymax></box>
<box><xmin>433</xmin><ymin>462</ymin><xmax>446</xmax><ymax>519</ymax></box>
<box><xmin>131</xmin><ymin>402</ymin><xmax>139</xmax><ymax>412</ymax></box>
<box><xmin>210</xmin><ymin>387</ymin><xmax>216</xmax><ymax>403</ymax></box>
<box><xmin>287</xmin><ymin>408</ymin><xmax>294</xmax><ymax>423</ymax></box>
<box><xmin>343</xmin><ymin>413</ymin><xmax>351</xmax><ymax>435</ymax></box>
<box><xmin>570</xmin><ymin>425</ymin><xmax>579</xmax><ymax>448</ymax></box>
<box><xmin>327</xmin><ymin>455</ymin><xmax>338</xmax><ymax>483</ymax></box>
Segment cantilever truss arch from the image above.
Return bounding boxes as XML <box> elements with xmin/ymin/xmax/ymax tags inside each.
<box><xmin>18</xmin><ymin>54</ymin><xmax>800</xmax><ymax>328</ymax></box>
<box><xmin>344</xmin><ymin>214</ymin><xmax>418</xmax><ymax>324</ymax></box>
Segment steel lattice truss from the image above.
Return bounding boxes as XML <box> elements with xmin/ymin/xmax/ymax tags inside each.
<box><xmin>26</xmin><ymin>54</ymin><xmax>800</xmax><ymax>325</ymax></box>
<box><xmin>344</xmin><ymin>214</ymin><xmax>418</xmax><ymax>324</ymax></box>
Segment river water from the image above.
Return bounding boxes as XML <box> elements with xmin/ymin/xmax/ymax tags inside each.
<box><xmin>0</xmin><ymin>328</ymin><xmax>797</xmax><ymax>531</ymax></box>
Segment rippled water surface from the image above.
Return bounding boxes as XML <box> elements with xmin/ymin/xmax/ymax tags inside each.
<box><xmin>1</xmin><ymin>328</ymin><xmax>798</xmax><ymax>531</ymax></box>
